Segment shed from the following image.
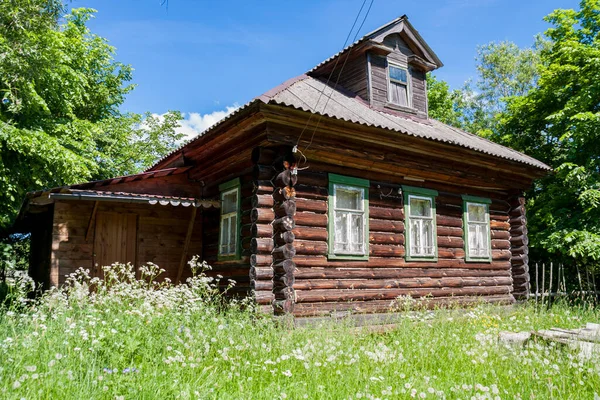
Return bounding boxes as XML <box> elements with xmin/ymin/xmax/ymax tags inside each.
<box><xmin>15</xmin><ymin>15</ymin><xmax>550</xmax><ymax>316</ymax></box>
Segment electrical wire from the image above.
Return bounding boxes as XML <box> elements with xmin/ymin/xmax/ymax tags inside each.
<box><xmin>304</xmin><ymin>0</ymin><xmax>375</xmax><ymax>153</ymax></box>
<box><xmin>294</xmin><ymin>0</ymin><xmax>370</xmax><ymax>159</ymax></box>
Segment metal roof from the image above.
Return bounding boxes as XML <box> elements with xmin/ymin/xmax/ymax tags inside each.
<box><xmin>264</xmin><ymin>76</ymin><xmax>550</xmax><ymax>170</ymax></box>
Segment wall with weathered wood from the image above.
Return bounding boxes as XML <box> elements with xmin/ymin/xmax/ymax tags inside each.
<box><xmin>289</xmin><ymin>167</ymin><xmax>514</xmax><ymax>317</ymax></box>
<box><xmin>50</xmin><ymin>200</ymin><xmax>203</xmax><ymax>287</ymax></box>
<box><xmin>327</xmin><ymin>54</ymin><xmax>369</xmax><ymax>102</ymax></box>
<box><xmin>368</xmin><ymin>34</ymin><xmax>428</xmax><ymax>116</ymax></box>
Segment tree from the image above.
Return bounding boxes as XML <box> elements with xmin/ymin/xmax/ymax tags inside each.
<box><xmin>0</xmin><ymin>2</ymin><xmax>183</xmax><ymax>230</ymax></box>
<box><xmin>498</xmin><ymin>0</ymin><xmax>600</xmax><ymax>267</ymax></box>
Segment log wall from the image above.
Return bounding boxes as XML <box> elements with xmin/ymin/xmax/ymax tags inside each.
<box><xmin>290</xmin><ymin>168</ymin><xmax>515</xmax><ymax>317</ymax></box>
<box><xmin>509</xmin><ymin>195</ymin><xmax>530</xmax><ymax>299</ymax></box>
<box><xmin>50</xmin><ymin>200</ymin><xmax>203</xmax><ymax>287</ymax></box>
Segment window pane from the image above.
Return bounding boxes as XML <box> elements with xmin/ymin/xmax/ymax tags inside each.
<box><xmin>390</xmin><ymin>82</ymin><xmax>408</xmax><ymax>106</ymax></box>
<box><xmin>468</xmin><ymin>204</ymin><xmax>486</xmax><ymax>222</ymax></box>
<box><xmin>410</xmin><ymin>197</ymin><xmax>431</xmax><ymax>217</ymax></box>
<box><xmin>334</xmin><ymin>211</ymin><xmax>349</xmax><ymax>252</ymax></box>
<box><xmin>228</xmin><ymin>215</ymin><xmax>237</xmax><ymax>254</ymax></box>
<box><xmin>222</xmin><ymin>191</ymin><xmax>238</xmax><ymax>214</ymax></box>
<box><xmin>220</xmin><ymin>218</ymin><xmax>230</xmax><ymax>254</ymax></box>
<box><xmin>336</xmin><ymin>188</ymin><xmax>361</xmax><ymax>210</ymax></box>
<box><xmin>389</xmin><ymin>66</ymin><xmax>407</xmax><ymax>83</ymax></box>
<box><xmin>351</xmin><ymin>213</ymin><xmax>364</xmax><ymax>253</ymax></box>
<box><xmin>468</xmin><ymin>223</ymin><xmax>489</xmax><ymax>257</ymax></box>
<box><xmin>423</xmin><ymin>219</ymin><xmax>434</xmax><ymax>255</ymax></box>
<box><xmin>411</xmin><ymin>219</ymin><xmax>421</xmax><ymax>254</ymax></box>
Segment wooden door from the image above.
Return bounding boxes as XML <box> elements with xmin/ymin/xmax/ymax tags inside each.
<box><xmin>93</xmin><ymin>212</ymin><xmax>138</xmax><ymax>278</ymax></box>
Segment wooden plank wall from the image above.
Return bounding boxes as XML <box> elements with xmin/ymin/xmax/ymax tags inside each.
<box><xmin>329</xmin><ymin>54</ymin><xmax>369</xmax><ymax>102</ymax></box>
<box><xmin>291</xmin><ymin>169</ymin><xmax>515</xmax><ymax>317</ymax></box>
<box><xmin>50</xmin><ymin>201</ymin><xmax>203</xmax><ymax>286</ymax></box>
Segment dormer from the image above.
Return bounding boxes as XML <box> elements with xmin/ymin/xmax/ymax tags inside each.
<box><xmin>309</xmin><ymin>16</ymin><xmax>442</xmax><ymax>118</ymax></box>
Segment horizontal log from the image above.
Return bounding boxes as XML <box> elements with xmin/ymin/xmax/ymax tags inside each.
<box><xmin>242</xmin><ymin>180</ymin><xmax>272</xmax><ymax>197</ymax></box>
<box><xmin>274</xmin><ymin>200</ymin><xmax>296</xmax><ymax>218</ymax></box>
<box><xmin>490</xmin><ymin>220</ymin><xmax>510</xmax><ymax>230</ymax></box>
<box><xmin>253</xmin><ymin>164</ymin><xmax>276</xmax><ymax>181</ymax></box>
<box><xmin>251</xmin><ymin>238</ymin><xmax>274</xmax><ymax>254</ymax></box>
<box><xmin>438</xmin><ymin>247</ymin><xmax>465</xmax><ymax>259</ymax></box>
<box><xmin>273</xmin><ymin>276</ymin><xmax>295</xmax><ymax>290</ymax></box>
<box><xmin>249</xmin><ymin>266</ymin><xmax>273</xmax><ymax>280</ymax></box>
<box><xmin>294</xmin><ymin>184</ymin><xmax>328</xmax><ymax>200</ymax></box>
<box><xmin>297</xmin><ymin>171</ymin><xmax>328</xmax><ymax>187</ymax></box>
<box><xmin>369</xmin><ymin>218</ymin><xmax>404</xmax><ymax>233</ymax></box>
<box><xmin>295</xmin><ymin>212</ymin><xmax>327</xmax><ymax>228</ymax></box>
<box><xmin>370</xmin><ymin>244</ymin><xmax>404</xmax><ymax>257</ymax></box>
<box><xmin>251</xmin><ymin>194</ymin><xmax>274</xmax><ymax>209</ymax></box>
<box><xmin>491</xmin><ymin>239</ymin><xmax>511</xmax><ymax>250</ymax></box>
<box><xmin>510</xmin><ymin>225</ymin><xmax>526</xmax><ymax>236</ymax></box>
<box><xmin>491</xmin><ymin>230</ymin><xmax>510</xmax><ymax>240</ymax></box>
<box><xmin>254</xmin><ymin>291</ymin><xmax>274</xmax><ymax>305</ymax></box>
<box><xmin>436</xmin><ymin>215</ymin><xmax>463</xmax><ymax>228</ymax></box>
<box><xmin>272</xmin><ymin>216</ymin><xmax>295</xmax><ymax>232</ymax></box>
<box><xmin>511</xmin><ymin>264</ymin><xmax>529</xmax><ymax>276</ymax></box>
<box><xmin>510</xmin><ymin>246</ymin><xmax>528</xmax><ymax>256</ymax></box>
<box><xmin>295</xmin><ymin>285</ymin><xmax>512</xmax><ymax>303</ymax></box>
<box><xmin>508</xmin><ymin>215</ymin><xmax>526</xmax><ymax>226</ymax></box>
<box><xmin>293</xmin><ymin>255</ymin><xmax>510</xmax><ymax>269</ymax></box>
<box><xmin>509</xmin><ymin>205</ymin><xmax>526</xmax><ymax>217</ymax></box>
<box><xmin>510</xmin><ymin>235</ymin><xmax>529</xmax><ymax>247</ymax></box>
<box><xmin>369</xmin><ymin>232</ymin><xmax>404</xmax><ymax>245</ymax></box>
<box><xmin>273</xmin><ymin>298</ymin><xmax>294</xmax><ymax>314</ymax></box>
<box><xmin>252</xmin><ymin>223</ymin><xmax>273</xmax><ymax>238</ymax></box>
<box><xmin>293</xmin><ymin>276</ymin><xmax>513</xmax><ymax>290</ymax></box>
<box><xmin>369</xmin><ymin>206</ymin><xmax>403</xmax><ymax>220</ymax></box>
<box><xmin>251</xmin><ymin>147</ymin><xmax>277</xmax><ymax>165</ymax></box>
<box><xmin>292</xmin><ymin>295</ymin><xmax>515</xmax><ymax>317</ymax></box>
<box><xmin>511</xmin><ymin>254</ymin><xmax>529</xmax><ymax>266</ymax></box>
<box><xmin>250</xmin><ymin>254</ymin><xmax>271</xmax><ymax>267</ymax></box>
<box><xmin>272</xmin><ymin>244</ymin><xmax>296</xmax><ymax>261</ymax></box>
<box><xmin>274</xmin><ymin>231</ymin><xmax>295</xmax><ymax>246</ymax></box>
<box><xmin>252</xmin><ymin>280</ymin><xmax>273</xmax><ymax>291</ymax></box>
<box><xmin>296</xmin><ymin>197</ymin><xmax>327</xmax><ymax>213</ymax></box>
<box><xmin>294</xmin><ymin>239</ymin><xmax>328</xmax><ymax>256</ymax></box>
<box><xmin>293</xmin><ymin>226</ymin><xmax>328</xmax><ymax>241</ymax></box>
<box><xmin>437</xmin><ymin>226</ymin><xmax>463</xmax><ymax>237</ymax></box>
<box><xmin>272</xmin><ymin>259</ymin><xmax>296</xmax><ymax>275</ymax></box>
<box><xmin>294</xmin><ymin>267</ymin><xmax>512</xmax><ymax>280</ymax></box>
<box><xmin>493</xmin><ymin>249</ymin><xmax>512</xmax><ymax>261</ymax></box>
<box><xmin>251</xmin><ymin>208</ymin><xmax>274</xmax><ymax>224</ymax></box>
<box><xmin>438</xmin><ymin>236</ymin><xmax>464</xmax><ymax>248</ymax></box>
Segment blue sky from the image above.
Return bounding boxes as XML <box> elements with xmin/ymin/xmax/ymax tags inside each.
<box><xmin>71</xmin><ymin>0</ymin><xmax>579</xmax><ymax>138</ymax></box>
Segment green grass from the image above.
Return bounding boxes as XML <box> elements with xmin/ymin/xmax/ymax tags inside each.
<box><xmin>1</xmin><ymin>263</ymin><xmax>599</xmax><ymax>399</ymax></box>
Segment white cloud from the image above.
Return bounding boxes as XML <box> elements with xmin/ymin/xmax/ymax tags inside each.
<box><xmin>176</xmin><ymin>104</ymin><xmax>240</xmax><ymax>141</ymax></box>
<box><xmin>149</xmin><ymin>104</ymin><xmax>240</xmax><ymax>142</ymax></box>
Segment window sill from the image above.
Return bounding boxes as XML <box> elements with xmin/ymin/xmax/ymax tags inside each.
<box><xmin>384</xmin><ymin>102</ymin><xmax>418</xmax><ymax>114</ymax></box>
<box><xmin>328</xmin><ymin>253</ymin><xmax>369</xmax><ymax>261</ymax></box>
<box><xmin>465</xmin><ymin>257</ymin><xmax>492</xmax><ymax>263</ymax></box>
<box><xmin>405</xmin><ymin>255</ymin><xmax>438</xmax><ymax>262</ymax></box>
<box><xmin>218</xmin><ymin>253</ymin><xmax>241</xmax><ymax>262</ymax></box>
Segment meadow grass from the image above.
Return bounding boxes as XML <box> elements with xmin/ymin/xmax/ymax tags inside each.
<box><xmin>0</xmin><ymin>262</ymin><xmax>599</xmax><ymax>399</ymax></box>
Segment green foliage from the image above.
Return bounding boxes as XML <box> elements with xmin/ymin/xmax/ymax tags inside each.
<box><xmin>0</xmin><ymin>1</ymin><xmax>183</xmax><ymax>230</ymax></box>
<box><xmin>498</xmin><ymin>0</ymin><xmax>600</xmax><ymax>267</ymax></box>
<box><xmin>0</xmin><ymin>264</ymin><xmax>599</xmax><ymax>398</ymax></box>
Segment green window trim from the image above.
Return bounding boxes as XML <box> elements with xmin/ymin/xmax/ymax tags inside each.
<box><xmin>462</xmin><ymin>195</ymin><xmax>492</xmax><ymax>263</ymax></box>
<box><xmin>403</xmin><ymin>186</ymin><xmax>438</xmax><ymax>261</ymax></box>
<box><xmin>218</xmin><ymin>178</ymin><xmax>242</xmax><ymax>261</ymax></box>
<box><xmin>328</xmin><ymin>174</ymin><xmax>370</xmax><ymax>260</ymax></box>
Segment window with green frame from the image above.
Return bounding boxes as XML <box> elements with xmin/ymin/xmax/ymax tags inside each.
<box><xmin>403</xmin><ymin>186</ymin><xmax>438</xmax><ymax>261</ymax></box>
<box><xmin>218</xmin><ymin>178</ymin><xmax>241</xmax><ymax>260</ymax></box>
<box><xmin>462</xmin><ymin>195</ymin><xmax>492</xmax><ymax>262</ymax></box>
<box><xmin>328</xmin><ymin>174</ymin><xmax>369</xmax><ymax>260</ymax></box>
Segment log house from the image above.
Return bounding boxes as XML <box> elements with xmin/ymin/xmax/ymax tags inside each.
<box><xmin>14</xmin><ymin>16</ymin><xmax>550</xmax><ymax>316</ymax></box>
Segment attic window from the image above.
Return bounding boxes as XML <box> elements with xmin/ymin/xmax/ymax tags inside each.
<box><xmin>388</xmin><ymin>65</ymin><xmax>409</xmax><ymax>107</ymax></box>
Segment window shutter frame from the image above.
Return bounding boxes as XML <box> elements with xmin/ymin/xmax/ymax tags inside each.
<box><xmin>328</xmin><ymin>174</ymin><xmax>370</xmax><ymax>260</ymax></box>
<box><xmin>218</xmin><ymin>178</ymin><xmax>242</xmax><ymax>261</ymax></box>
<box><xmin>462</xmin><ymin>195</ymin><xmax>492</xmax><ymax>263</ymax></box>
<box><xmin>403</xmin><ymin>186</ymin><xmax>438</xmax><ymax>262</ymax></box>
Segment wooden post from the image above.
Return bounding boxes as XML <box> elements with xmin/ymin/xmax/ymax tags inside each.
<box><xmin>176</xmin><ymin>206</ymin><xmax>197</xmax><ymax>284</ymax></box>
<box><xmin>535</xmin><ymin>262</ymin><xmax>539</xmax><ymax>306</ymax></box>
<box><xmin>85</xmin><ymin>201</ymin><xmax>99</xmax><ymax>242</ymax></box>
<box><xmin>541</xmin><ymin>262</ymin><xmax>546</xmax><ymax>307</ymax></box>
